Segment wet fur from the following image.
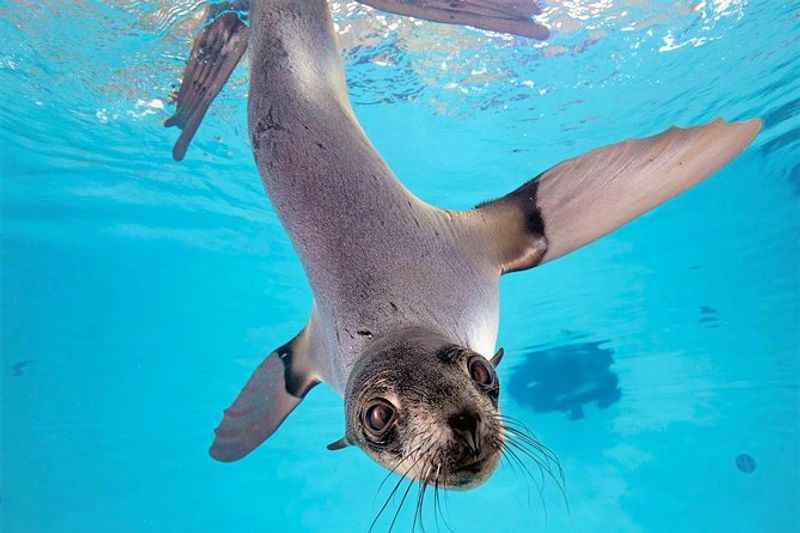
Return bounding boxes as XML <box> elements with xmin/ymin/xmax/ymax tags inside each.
<box><xmin>344</xmin><ymin>327</ymin><xmax>503</xmax><ymax>489</ymax></box>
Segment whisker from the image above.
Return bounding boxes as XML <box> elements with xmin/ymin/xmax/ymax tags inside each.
<box><xmin>505</xmin><ymin>438</ymin><xmax>558</xmax><ymax>487</ymax></box>
<box><xmin>374</xmin><ymin>442</ymin><xmax>426</xmax><ymax>505</ymax></box>
<box><xmin>499</xmin><ymin>445</ymin><xmax>534</xmax><ymax>510</ymax></box>
<box><xmin>510</xmin><ymin>442</ymin><xmax>549</xmax><ymax>523</ymax></box>
<box><xmin>491</xmin><ymin>414</ymin><xmax>569</xmax><ymax>514</ymax></box>
<box><xmin>497</xmin><ymin>414</ymin><xmax>538</xmax><ymax>436</ymax></box>
<box><xmin>413</xmin><ymin>465</ymin><xmax>430</xmax><ymax>533</ymax></box>
<box><xmin>370</xmin><ymin>472</ymin><xmax>410</xmax><ymax>533</ymax></box>
<box><xmin>370</xmin><ymin>444</ymin><xmax>433</xmax><ymax>533</ymax></box>
<box><xmin>412</xmin><ymin>462</ymin><xmax>430</xmax><ymax>533</ymax></box>
<box><xmin>503</xmin><ymin>443</ymin><xmax>540</xmax><ymax>498</ymax></box>
<box><xmin>432</xmin><ymin>477</ymin><xmax>441</xmax><ymax>533</ymax></box>
<box><xmin>499</xmin><ymin>424</ymin><xmax>565</xmax><ymax>486</ymax></box>
<box><xmin>432</xmin><ymin>465</ymin><xmax>455</xmax><ymax>533</ymax></box>
<box><xmin>388</xmin><ymin>477</ymin><xmax>415</xmax><ymax>533</ymax></box>
<box><xmin>505</xmin><ymin>436</ymin><xmax>568</xmax><ymax>511</ymax></box>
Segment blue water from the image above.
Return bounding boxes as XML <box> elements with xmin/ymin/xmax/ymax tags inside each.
<box><xmin>2</xmin><ymin>1</ymin><xmax>799</xmax><ymax>532</ymax></box>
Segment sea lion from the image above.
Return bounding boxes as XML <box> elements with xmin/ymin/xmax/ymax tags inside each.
<box><xmin>165</xmin><ymin>0</ymin><xmax>761</xmax><ymax>493</ymax></box>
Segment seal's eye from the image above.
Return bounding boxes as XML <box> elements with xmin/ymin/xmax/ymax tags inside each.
<box><xmin>468</xmin><ymin>356</ymin><xmax>496</xmax><ymax>389</ymax></box>
<box><xmin>363</xmin><ymin>399</ymin><xmax>396</xmax><ymax>438</ymax></box>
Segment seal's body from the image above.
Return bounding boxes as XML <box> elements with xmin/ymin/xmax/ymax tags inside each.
<box><xmin>246</xmin><ymin>1</ymin><xmax>505</xmax><ymax>395</ymax></box>
<box><xmin>167</xmin><ymin>0</ymin><xmax>761</xmax><ymax>488</ymax></box>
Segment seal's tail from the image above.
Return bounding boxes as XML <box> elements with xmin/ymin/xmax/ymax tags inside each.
<box><xmin>164</xmin><ymin>2</ymin><xmax>250</xmax><ymax>161</ymax></box>
<box><xmin>467</xmin><ymin>118</ymin><xmax>762</xmax><ymax>274</ymax></box>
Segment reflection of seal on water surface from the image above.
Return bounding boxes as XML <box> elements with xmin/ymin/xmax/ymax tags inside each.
<box><xmin>164</xmin><ymin>0</ymin><xmax>762</xmax><ymax>496</ymax></box>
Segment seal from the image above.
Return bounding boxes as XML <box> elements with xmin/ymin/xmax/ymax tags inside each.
<box><xmin>166</xmin><ymin>0</ymin><xmax>761</xmax><ymax>493</ymax></box>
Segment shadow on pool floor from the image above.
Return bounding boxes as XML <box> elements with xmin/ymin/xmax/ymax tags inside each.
<box><xmin>507</xmin><ymin>337</ymin><xmax>621</xmax><ymax>420</ymax></box>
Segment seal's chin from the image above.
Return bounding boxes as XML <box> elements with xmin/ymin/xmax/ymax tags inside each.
<box><xmin>442</xmin><ymin>448</ymin><xmax>502</xmax><ymax>490</ymax></box>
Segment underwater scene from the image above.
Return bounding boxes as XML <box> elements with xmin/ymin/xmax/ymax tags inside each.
<box><xmin>2</xmin><ymin>1</ymin><xmax>799</xmax><ymax>532</ymax></box>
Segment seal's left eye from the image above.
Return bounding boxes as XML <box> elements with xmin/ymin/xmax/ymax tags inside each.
<box><xmin>468</xmin><ymin>356</ymin><xmax>496</xmax><ymax>389</ymax></box>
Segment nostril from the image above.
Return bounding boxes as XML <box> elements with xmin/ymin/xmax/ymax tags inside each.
<box><xmin>449</xmin><ymin>411</ymin><xmax>482</xmax><ymax>457</ymax></box>
<box><xmin>448</xmin><ymin>411</ymin><xmax>479</xmax><ymax>432</ymax></box>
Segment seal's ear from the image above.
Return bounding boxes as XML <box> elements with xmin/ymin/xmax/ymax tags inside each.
<box><xmin>491</xmin><ymin>347</ymin><xmax>504</xmax><ymax>367</ymax></box>
<box><xmin>469</xmin><ymin>118</ymin><xmax>762</xmax><ymax>274</ymax></box>
<box><xmin>326</xmin><ymin>436</ymin><xmax>351</xmax><ymax>451</ymax></box>
<box><xmin>209</xmin><ymin>327</ymin><xmax>319</xmax><ymax>462</ymax></box>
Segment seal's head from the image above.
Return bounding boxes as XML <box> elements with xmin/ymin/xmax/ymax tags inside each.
<box><xmin>328</xmin><ymin>327</ymin><xmax>505</xmax><ymax>489</ymax></box>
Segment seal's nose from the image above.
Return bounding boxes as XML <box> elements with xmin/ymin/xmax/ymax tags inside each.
<box><xmin>448</xmin><ymin>411</ymin><xmax>481</xmax><ymax>457</ymax></box>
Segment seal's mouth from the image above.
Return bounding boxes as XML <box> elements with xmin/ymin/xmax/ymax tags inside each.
<box><xmin>455</xmin><ymin>455</ymin><xmax>488</xmax><ymax>473</ymax></box>
<box><xmin>441</xmin><ymin>448</ymin><xmax>501</xmax><ymax>490</ymax></box>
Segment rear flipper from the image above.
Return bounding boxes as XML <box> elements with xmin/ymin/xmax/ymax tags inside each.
<box><xmin>359</xmin><ymin>0</ymin><xmax>549</xmax><ymax>40</ymax></box>
<box><xmin>470</xmin><ymin>118</ymin><xmax>762</xmax><ymax>273</ymax></box>
<box><xmin>165</xmin><ymin>1</ymin><xmax>250</xmax><ymax>161</ymax></box>
<box><xmin>210</xmin><ymin>328</ymin><xmax>318</xmax><ymax>462</ymax></box>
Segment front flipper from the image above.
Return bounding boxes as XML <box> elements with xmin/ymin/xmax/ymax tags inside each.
<box><xmin>210</xmin><ymin>328</ymin><xmax>319</xmax><ymax>462</ymax></box>
<box><xmin>165</xmin><ymin>1</ymin><xmax>250</xmax><ymax>161</ymax></box>
<box><xmin>471</xmin><ymin>118</ymin><xmax>762</xmax><ymax>273</ymax></box>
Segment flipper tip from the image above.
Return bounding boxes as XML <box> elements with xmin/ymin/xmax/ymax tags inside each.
<box><xmin>209</xmin><ymin>439</ymin><xmax>248</xmax><ymax>463</ymax></box>
<box><xmin>714</xmin><ymin>116</ymin><xmax>763</xmax><ymax>150</ymax></box>
<box><xmin>172</xmin><ymin>141</ymin><xmax>187</xmax><ymax>162</ymax></box>
<box><xmin>734</xmin><ymin>117</ymin><xmax>763</xmax><ymax>138</ymax></box>
<box><xmin>532</xmin><ymin>23</ymin><xmax>550</xmax><ymax>40</ymax></box>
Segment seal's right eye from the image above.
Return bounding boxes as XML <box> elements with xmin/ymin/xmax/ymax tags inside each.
<box><xmin>363</xmin><ymin>399</ymin><xmax>396</xmax><ymax>438</ymax></box>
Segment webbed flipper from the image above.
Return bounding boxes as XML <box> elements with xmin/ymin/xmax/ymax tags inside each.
<box><xmin>471</xmin><ymin>118</ymin><xmax>762</xmax><ymax>273</ymax></box>
<box><xmin>165</xmin><ymin>1</ymin><xmax>250</xmax><ymax>161</ymax></box>
<box><xmin>165</xmin><ymin>0</ymin><xmax>549</xmax><ymax>161</ymax></box>
<box><xmin>210</xmin><ymin>327</ymin><xmax>319</xmax><ymax>462</ymax></box>
<box><xmin>358</xmin><ymin>0</ymin><xmax>549</xmax><ymax>40</ymax></box>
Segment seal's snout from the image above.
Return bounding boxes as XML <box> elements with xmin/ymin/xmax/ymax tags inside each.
<box><xmin>449</xmin><ymin>410</ymin><xmax>482</xmax><ymax>457</ymax></box>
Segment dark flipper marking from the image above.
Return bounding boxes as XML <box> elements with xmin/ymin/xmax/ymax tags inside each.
<box><xmin>473</xmin><ymin>118</ymin><xmax>762</xmax><ymax>274</ymax></box>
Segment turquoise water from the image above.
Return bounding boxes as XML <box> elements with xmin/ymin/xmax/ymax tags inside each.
<box><xmin>2</xmin><ymin>1</ymin><xmax>799</xmax><ymax>531</ymax></box>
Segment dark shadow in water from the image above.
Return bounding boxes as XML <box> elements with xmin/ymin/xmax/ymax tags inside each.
<box><xmin>699</xmin><ymin>305</ymin><xmax>720</xmax><ymax>328</ymax></box>
<box><xmin>736</xmin><ymin>453</ymin><xmax>757</xmax><ymax>473</ymax></box>
<box><xmin>507</xmin><ymin>339</ymin><xmax>621</xmax><ymax>420</ymax></box>
<box><xmin>11</xmin><ymin>360</ymin><xmax>33</xmax><ymax>376</ymax></box>
<box><xmin>789</xmin><ymin>162</ymin><xmax>800</xmax><ymax>196</ymax></box>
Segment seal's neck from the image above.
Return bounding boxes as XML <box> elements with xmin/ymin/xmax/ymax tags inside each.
<box><xmin>248</xmin><ymin>0</ymin><xmax>420</xmax><ymax>219</ymax></box>
<box><xmin>370</xmin><ymin>326</ymin><xmax>458</xmax><ymax>359</ymax></box>
<box><xmin>247</xmin><ymin>1</ymin><xmax>444</xmax><ymax>304</ymax></box>
<box><xmin>344</xmin><ymin>325</ymin><xmax>458</xmax><ymax>395</ymax></box>
<box><xmin>249</xmin><ymin>1</ymin><xmax>350</xmax><ymax>119</ymax></box>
